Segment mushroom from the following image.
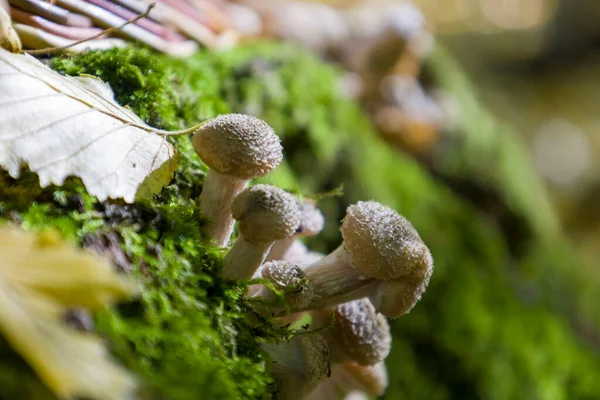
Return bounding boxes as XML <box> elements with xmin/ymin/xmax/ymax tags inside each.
<box><xmin>311</xmin><ymin>299</ymin><xmax>391</xmax><ymax>367</ymax></box>
<box><xmin>193</xmin><ymin>114</ymin><xmax>283</xmax><ymax>247</ymax></box>
<box><xmin>250</xmin><ymin>201</ymin><xmax>433</xmax><ymax>317</ymax></box>
<box><xmin>266</xmin><ymin>199</ymin><xmax>324</xmax><ymax>264</ymax></box>
<box><xmin>292</xmin><ymin>201</ymin><xmax>432</xmax><ymax>317</ymax></box>
<box><xmin>263</xmin><ymin>298</ymin><xmax>392</xmax><ymax>399</ymax></box>
<box><xmin>262</xmin><ymin>334</ymin><xmax>331</xmax><ymax>400</ymax></box>
<box><xmin>249</xmin><ymin>260</ymin><xmax>312</xmax><ymax>313</ymax></box>
<box><xmin>222</xmin><ymin>184</ymin><xmax>300</xmax><ymax>280</ymax></box>
<box><xmin>264</xmin><ymin>299</ymin><xmax>390</xmax><ymax>399</ymax></box>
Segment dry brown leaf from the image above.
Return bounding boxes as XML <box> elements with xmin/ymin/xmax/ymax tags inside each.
<box><xmin>0</xmin><ymin>48</ymin><xmax>185</xmax><ymax>202</ymax></box>
<box><xmin>0</xmin><ymin>227</ymin><xmax>140</xmax><ymax>400</ymax></box>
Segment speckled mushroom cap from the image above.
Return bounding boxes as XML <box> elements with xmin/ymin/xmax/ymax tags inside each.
<box><xmin>323</xmin><ymin>299</ymin><xmax>391</xmax><ymax>366</ymax></box>
<box><xmin>341</xmin><ymin>201</ymin><xmax>432</xmax><ymax>280</ymax></box>
<box><xmin>231</xmin><ymin>184</ymin><xmax>301</xmax><ymax>244</ymax></box>
<box><xmin>261</xmin><ymin>260</ymin><xmax>313</xmax><ymax>309</ymax></box>
<box><xmin>342</xmin><ymin>361</ymin><xmax>388</xmax><ymax>396</ymax></box>
<box><xmin>192</xmin><ymin>114</ymin><xmax>283</xmax><ymax>179</ymax></box>
<box><xmin>297</xmin><ymin>200</ymin><xmax>325</xmax><ymax>237</ymax></box>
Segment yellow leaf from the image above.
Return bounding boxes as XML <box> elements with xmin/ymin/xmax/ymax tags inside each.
<box><xmin>1</xmin><ymin>230</ymin><xmax>140</xmax><ymax>309</ymax></box>
<box><xmin>0</xmin><ymin>227</ymin><xmax>140</xmax><ymax>400</ymax></box>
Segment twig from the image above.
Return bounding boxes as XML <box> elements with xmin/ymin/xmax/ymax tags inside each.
<box><xmin>23</xmin><ymin>2</ymin><xmax>155</xmax><ymax>55</ymax></box>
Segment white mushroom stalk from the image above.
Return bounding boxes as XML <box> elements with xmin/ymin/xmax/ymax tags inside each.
<box><xmin>298</xmin><ymin>201</ymin><xmax>433</xmax><ymax>318</ymax></box>
<box><xmin>222</xmin><ymin>184</ymin><xmax>300</xmax><ymax>280</ymax></box>
<box><xmin>193</xmin><ymin>114</ymin><xmax>283</xmax><ymax>247</ymax></box>
<box><xmin>266</xmin><ymin>199</ymin><xmax>325</xmax><ymax>264</ymax></box>
<box><xmin>261</xmin><ymin>334</ymin><xmax>331</xmax><ymax>400</ymax></box>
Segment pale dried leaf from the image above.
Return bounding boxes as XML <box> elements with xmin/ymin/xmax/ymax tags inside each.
<box><xmin>0</xmin><ymin>48</ymin><xmax>178</xmax><ymax>202</ymax></box>
<box><xmin>0</xmin><ymin>227</ymin><xmax>140</xmax><ymax>400</ymax></box>
<box><xmin>1</xmin><ymin>229</ymin><xmax>140</xmax><ymax>309</ymax></box>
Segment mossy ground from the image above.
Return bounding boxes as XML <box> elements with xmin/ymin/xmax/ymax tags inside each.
<box><xmin>1</xmin><ymin>42</ymin><xmax>600</xmax><ymax>399</ymax></box>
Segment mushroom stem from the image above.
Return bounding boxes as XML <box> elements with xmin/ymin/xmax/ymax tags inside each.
<box><xmin>261</xmin><ymin>334</ymin><xmax>331</xmax><ymax>400</ymax></box>
<box><xmin>299</xmin><ymin>246</ymin><xmax>379</xmax><ymax>310</ymax></box>
<box><xmin>222</xmin><ymin>236</ymin><xmax>272</xmax><ymax>281</ymax></box>
<box><xmin>266</xmin><ymin>236</ymin><xmax>296</xmax><ymax>261</ymax></box>
<box><xmin>199</xmin><ymin>171</ymin><xmax>247</xmax><ymax>247</ymax></box>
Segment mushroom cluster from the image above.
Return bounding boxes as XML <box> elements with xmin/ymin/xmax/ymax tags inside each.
<box><xmin>192</xmin><ymin>113</ymin><xmax>434</xmax><ymax>399</ymax></box>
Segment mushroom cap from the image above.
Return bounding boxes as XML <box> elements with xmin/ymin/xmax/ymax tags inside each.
<box><xmin>261</xmin><ymin>260</ymin><xmax>313</xmax><ymax>309</ymax></box>
<box><xmin>231</xmin><ymin>184</ymin><xmax>301</xmax><ymax>244</ymax></box>
<box><xmin>322</xmin><ymin>299</ymin><xmax>391</xmax><ymax>366</ymax></box>
<box><xmin>297</xmin><ymin>200</ymin><xmax>325</xmax><ymax>237</ymax></box>
<box><xmin>192</xmin><ymin>114</ymin><xmax>282</xmax><ymax>179</ymax></box>
<box><xmin>341</xmin><ymin>201</ymin><xmax>432</xmax><ymax>280</ymax></box>
<box><xmin>371</xmin><ymin>264</ymin><xmax>433</xmax><ymax>318</ymax></box>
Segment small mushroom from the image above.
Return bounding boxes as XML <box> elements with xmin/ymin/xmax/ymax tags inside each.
<box><xmin>299</xmin><ymin>201</ymin><xmax>433</xmax><ymax>317</ymax></box>
<box><xmin>264</xmin><ymin>299</ymin><xmax>389</xmax><ymax>400</ymax></box>
<box><xmin>193</xmin><ymin>114</ymin><xmax>282</xmax><ymax>247</ymax></box>
<box><xmin>222</xmin><ymin>184</ymin><xmax>300</xmax><ymax>280</ymax></box>
<box><xmin>311</xmin><ymin>299</ymin><xmax>391</xmax><ymax>367</ymax></box>
<box><xmin>267</xmin><ymin>199</ymin><xmax>324</xmax><ymax>264</ymax></box>
<box><xmin>262</xmin><ymin>334</ymin><xmax>331</xmax><ymax>400</ymax></box>
<box><xmin>249</xmin><ymin>260</ymin><xmax>312</xmax><ymax>313</ymax></box>
<box><xmin>251</xmin><ymin>201</ymin><xmax>433</xmax><ymax>317</ymax></box>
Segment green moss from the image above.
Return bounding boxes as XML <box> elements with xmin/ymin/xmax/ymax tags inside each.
<box><xmin>1</xmin><ymin>42</ymin><xmax>599</xmax><ymax>400</ymax></box>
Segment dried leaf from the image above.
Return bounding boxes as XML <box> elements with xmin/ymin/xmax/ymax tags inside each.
<box><xmin>0</xmin><ymin>48</ymin><xmax>181</xmax><ymax>202</ymax></box>
<box><xmin>0</xmin><ymin>227</ymin><xmax>140</xmax><ymax>400</ymax></box>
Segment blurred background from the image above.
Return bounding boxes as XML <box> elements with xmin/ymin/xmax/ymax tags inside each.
<box><xmin>418</xmin><ymin>0</ymin><xmax>600</xmax><ymax>255</ymax></box>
